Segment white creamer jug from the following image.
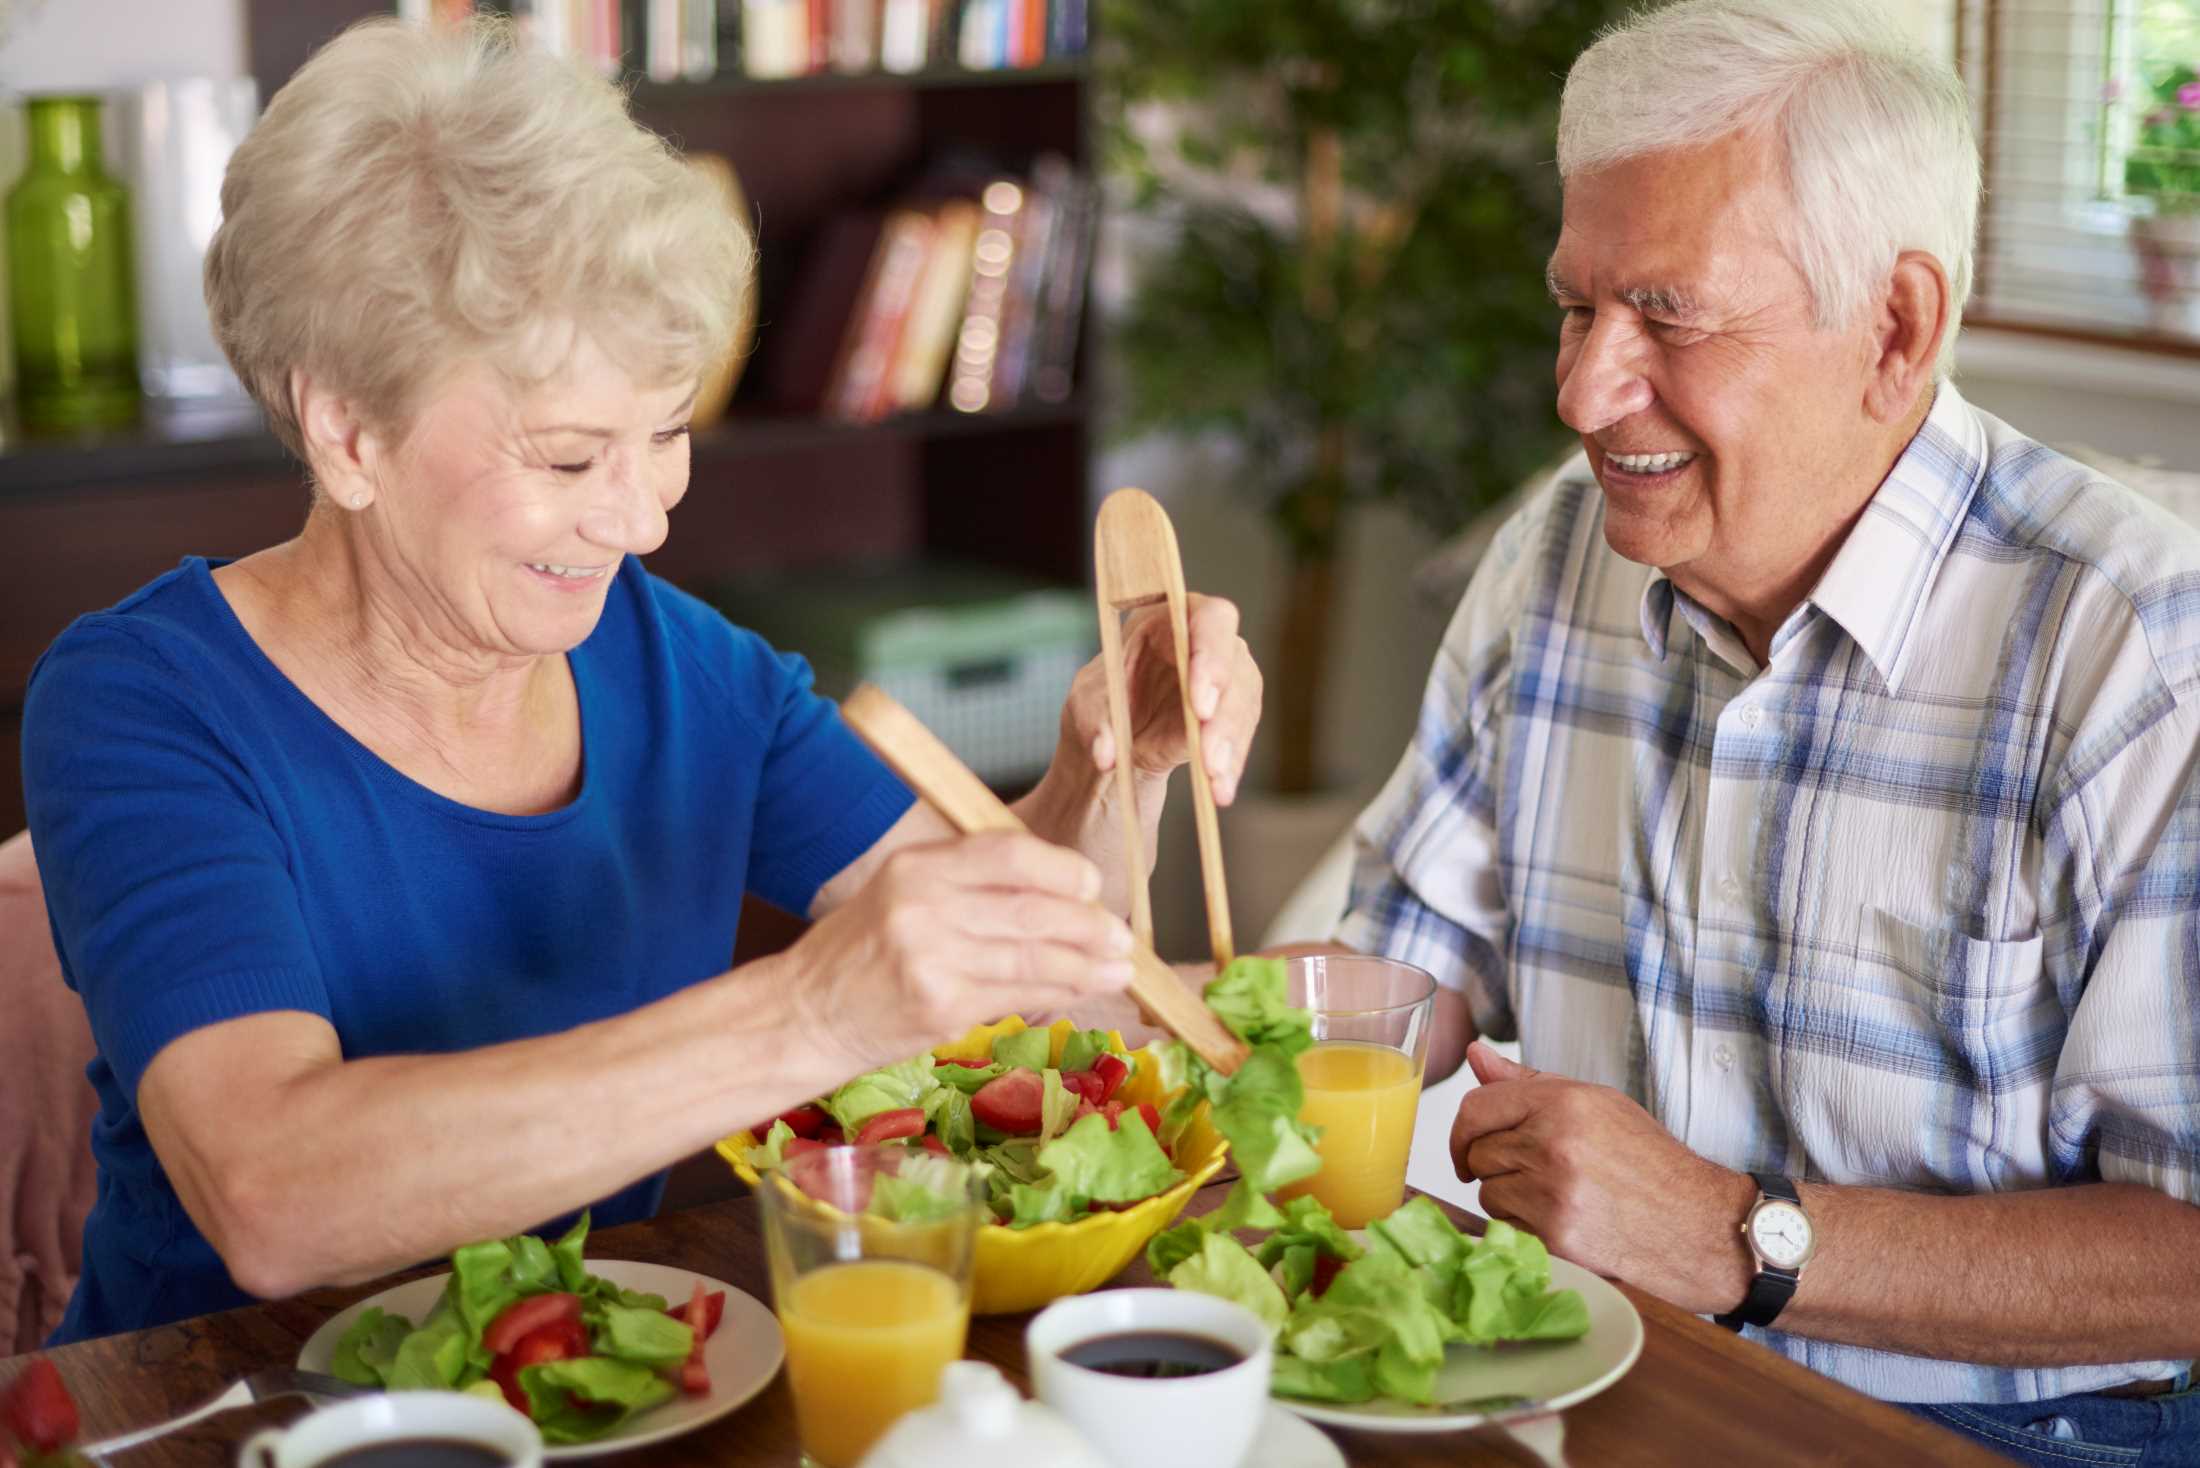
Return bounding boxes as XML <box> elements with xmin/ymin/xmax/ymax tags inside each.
<box><xmin>856</xmin><ymin>1361</ymin><xmax>1110</xmax><ymax>1468</ymax></box>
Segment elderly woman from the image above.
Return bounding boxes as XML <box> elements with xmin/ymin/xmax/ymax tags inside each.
<box><xmin>22</xmin><ymin>18</ymin><xmax>1260</xmax><ymax>1344</ymax></box>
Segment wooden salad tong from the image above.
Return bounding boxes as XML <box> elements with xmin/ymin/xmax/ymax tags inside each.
<box><xmin>839</xmin><ymin>684</ymin><xmax>1248</xmax><ymax>1073</ymax></box>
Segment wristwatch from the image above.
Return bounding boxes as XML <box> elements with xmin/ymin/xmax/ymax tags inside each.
<box><xmin>1713</xmin><ymin>1172</ymin><xmax>1815</xmax><ymax>1332</ymax></box>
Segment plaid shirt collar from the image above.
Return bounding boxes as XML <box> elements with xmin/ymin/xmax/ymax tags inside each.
<box><xmin>1636</xmin><ymin>385</ymin><xmax>1988</xmax><ymax>692</ymax></box>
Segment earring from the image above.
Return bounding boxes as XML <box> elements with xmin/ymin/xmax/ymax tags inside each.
<box><xmin>351</xmin><ymin>493</ymin><xmax>369</xmax><ymax>509</ymax></box>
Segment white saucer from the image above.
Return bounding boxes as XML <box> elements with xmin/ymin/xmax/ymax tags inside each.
<box><xmin>1244</xmin><ymin>1402</ymin><xmax>1346</xmax><ymax>1467</ymax></box>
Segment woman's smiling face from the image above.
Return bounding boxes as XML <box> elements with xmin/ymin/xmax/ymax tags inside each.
<box><xmin>363</xmin><ymin>332</ymin><xmax>698</xmax><ymax>661</ymax></box>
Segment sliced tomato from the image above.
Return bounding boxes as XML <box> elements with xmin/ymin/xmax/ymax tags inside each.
<box><xmin>482</xmin><ymin>1292</ymin><xmax>583</xmax><ymax>1356</ymax></box>
<box><xmin>969</xmin><ymin>1067</ymin><xmax>1045</xmax><ymax>1133</ymax></box>
<box><xmin>0</xmin><ymin>1359</ymin><xmax>78</xmax><ymax>1455</ymax></box>
<box><xmin>662</xmin><ymin>1289</ymin><xmax>725</xmax><ymax>1340</ymax></box>
<box><xmin>939</xmin><ymin>1057</ymin><xmax>992</xmax><ymax>1068</ymax></box>
<box><xmin>854</xmin><ymin>1107</ymin><xmax>925</xmax><ymax>1145</ymax></box>
<box><xmin>784</xmin><ymin>1137</ymin><xmax>829</xmax><ymax>1158</ymax></box>
<box><xmin>488</xmin><ymin>1355</ymin><xmax>528</xmax><ymax>1413</ymax></box>
<box><xmin>776</xmin><ymin>1104</ymin><xmax>831</xmax><ymax>1139</ymax></box>
<box><xmin>514</xmin><ymin>1317</ymin><xmax>588</xmax><ymax>1367</ymax></box>
<box><xmin>1089</xmin><ymin>1052</ymin><xmax>1130</xmax><ymax>1103</ymax></box>
<box><xmin>818</xmin><ymin>1124</ymin><xmax>846</xmax><ymax>1145</ymax></box>
<box><xmin>1100</xmin><ymin>1100</ymin><xmax>1125</xmax><ymax>1130</ymax></box>
<box><xmin>676</xmin><ymin>1281</ymin><xmax>713</xmax><ymax>1396</ymax></box>
<box><xmin>1309</xmin><ymin>1252</ymin><xmax>1346</xmax><ymax>1298</ymax></box>
<box><xmin>920</xmin><ymin>1133</ymin><xmax>950</xmax><ymax>1155</ymax></box>
<box><xmin>1135</xmin><ymin>1101</ymin><xmax>1161</xmax><ymax>1136</ymax></box>
<box><xmin>1058</xmin><ymin>1070</ymin><xmax>1098</xmax><ymax>1102</ymax></box>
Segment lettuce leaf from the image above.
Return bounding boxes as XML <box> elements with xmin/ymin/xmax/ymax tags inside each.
<box><xmin>1253</xmin><ymin>1195</ymin><xmax>1363</xmax><ymax>1271</ymax></box>
<box><xmin>590</xmin><ymin>1303</ymin><xmax>693</xmax><ymax>1368</ymax></box>
<box><xmin>551</xmin><ymin>1212</ymin><xmax>591</xmax><ymax>1291</ymax></box>
<box><xmin>1036</xmin><ymin>1111</ymin><xmax>1180</xmax><ymax>1204</ymax></box>
<box><xmin>1059</xmin><ymin>1029</ymin><xmax>1115</xmax><ymax>1074</ymax></box>
<box><xmin>1451</xmin><ymin>1219</ymin><xmax>1589</xmax><ymax>1346</ymax></box>
<box><xmin>384</xmin><ymin>1310</ymin><xmax>472</xmax><ymax>1390</ymax></box>
<box><xmin>1037</xmin><ymin>1068</ymin><xmax>1082</xmax><ymax>1145</ymax></box>
<box><xmin>934</xmin><ymin>1059</ymin><xmax>1005</xmax><ymax>1094</ymax></box>
<box><xmin>1144</xmin><ymin>1219</ymin><xmax>1208</xmax><ymax>1279</ymax></box>
<box><xmin>1007</xmin><ymin>1182</ymin><xmax>1076</xmax><ymax>1227</ymax></box>
<box><xmin>989</xmin><ymin>1029</ymin><xmax>1052</xmax><ymax>1071</ymax></box>
<box><xmin>1208</xmin><ymin>1047</ymin><xmax>1322</xmax><ymax>1194</ymax></box>
<box><xmin>1281</xmin><ymin>1251</ymin><xmax>1453</xmax><ymax>1405</ymax></box>
<box><xmin>330</xmin><ymin>1306</ymin><xmax>412</xmax><ymax>1387</ymax></box>
<box><xmin>743</xmin><ymin>1118</ymin><xmax>796</xmax><ymax>1171</ymax></box>
<box><xmin>1203</xmin><ymin>956</ymin><xmax>1314</xmax><ymax>1056</ymax></box>
<box><xmin>1167</xmin><ymin>1232</ymin><xmax>1289</xmax><ymax>1331</ymax></box>
<box><xmin>518</xmin><ymin>1358</ymin><xmax>677</xmax><ymax>1444</ymax></box>
<box><xmin>923</xmin><ymin>1087</ymin><xmax>976</xmax><ymax>1155</ymax></box>
<box><xmin>1270</xmin><ymin>1352</ymin><xmax>1379</xmax><ymax>1403</ymax></box>
<box><xmin>824</xmin><ymin>1056</ymin><xmax>940</xmax><ymax>1137</ymax></box>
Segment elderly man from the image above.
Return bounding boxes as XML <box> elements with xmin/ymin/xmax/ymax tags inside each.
<box><xmin>1334</xmin><ymin>0</ymin><xmax>2200</xmax><ymax>1460</ymax></box>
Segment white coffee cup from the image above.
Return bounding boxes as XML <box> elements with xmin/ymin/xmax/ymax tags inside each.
<box><xmin>1027</xmin><ymin>1289</ymin><xmax>1274</xmax><ymax>1468</ymax></box>
<box><xmin>238</xmin><ymin>1393</ymin><xmax>543</xmax><ymax>1468</ymax></box>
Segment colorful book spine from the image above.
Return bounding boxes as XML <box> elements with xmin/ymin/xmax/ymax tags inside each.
<box><xmin>1027</xmin><ymin>162</ymin><xmax>1094</xmax><ymax>403</ymax></box>
<box><xmin>990</xmin><ymin>173</ymin><xmax>1057</xmax><ymax>407</ymax></box>
<box><xmin>879</xmin><ymin>0</ymin><xmax>929</xmax><ymax>73</ymax></box>
<box><xmin>888</xmin><ymin>201</ymin><xmax>980</xmax><ymax>411</ymax></box>
<box><xmin>828</xmin><ymin>210</ymin><xmax>937</xmax><ymax>421</ymax></box>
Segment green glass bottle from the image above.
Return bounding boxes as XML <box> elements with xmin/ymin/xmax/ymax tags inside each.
<box><xmin>7</xmin><ymin>95</ymin><xmax>140</xmax><ymax>432</ymax></box>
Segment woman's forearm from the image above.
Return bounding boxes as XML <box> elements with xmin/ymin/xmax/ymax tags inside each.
<box><xmin>145</xmin><ymin>949</ymin><xmax>837</xmax><ymax>1297</ymax></box>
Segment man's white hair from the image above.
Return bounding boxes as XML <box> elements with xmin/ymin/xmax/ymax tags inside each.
<box><xmin>1557</xmin><ymin>0</ymin><xmax>1978</xmax><ymax>377</ymax></box>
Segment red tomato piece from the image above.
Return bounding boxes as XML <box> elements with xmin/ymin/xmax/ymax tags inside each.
<box><xmin>0</xmin><ymin>1360</ymin><xmax>78</xmax><ymax>1454</ymax></box>
<box><xmin>511</xmin><ymin>1317</ymin><xmax>587</xmax><ymax>1368</ymax></box>
<box><xmin>776</xmin><ymin>1104</ymin><xmax>830</xmax><ymax>1139</ymax></box>
<box><xmin>818</xmin><ymin>1124</ymin><xmax>846</xmax><ymax>1145</ymax></box>
<box><xmin>487</xmin><ymin>1355</ymin><xmax>528</xmax><ymax>1413</ymax></box>
<box><xmin>1057</xmin><ymin>1071</ymin><xmax>1097</xmax><ymax>1102</ymax></box>
<box><xmin>939</xmin><ymin>1057</ymin><xmax>992</xmax><ymax>1068</ymax></box>
<box><xmin>1309</xmin><ymin>1252</ymin><xmax>1346</xmax><ymax>1298</ymax></box>
<box><xmin>784</xmin><ymin>1137</ymin><xmax>828</xmax><ymax>1158</ymax></box>
<box><xmin>1135</xmin><ymin>1101</ymin><xmax>1161</xmax><ymax>1136</ymax></box>
<box><xmin>920</xmin><ymin>1134</ymin><xmax>950</xmax><ymax>1155</ymax></box>
<box><xmin>1101</xmin><ymin>1100</ymin><xmax>1125</xmax><ymax>1130</ymax></box>
<box><xmin>1089</xmin><ymin>1053</ymin><xmax>1130</xmax><ymax>1103</ymax></box>
<box><xmin>853</xmin><ymin>1107</ymin><xmax>925</xmax><ymax>1145</ymax></box>
<box><xmin>969</xmin><ymin>1068</ymin><xmax>1045</xmax><ymax>1133</ymax></box>
<box><xmin>676</xmin><ymin>1281</ymin><xmax>713</xmax><ymax>1396</ymax></box>
<box><xmin>482</xmin><ymin>1292</ymin><xmax>583</xmax><ymax>1356</ymax></box>
<box><xmin>662</xmin><ymin>1289</ymin><xmax>725</xmax><ymax>1340</ymax></box>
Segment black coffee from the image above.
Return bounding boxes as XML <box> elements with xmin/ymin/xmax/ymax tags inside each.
<box><xmin>1058</xmin><ymin>1330</ymin><xmax>1245</xmax><ymax>1380</ymax></box>
<box><xmin>318</xmin><ymin>1439</ymin><xmax>511</xmax><ymax>1468</ymax></box>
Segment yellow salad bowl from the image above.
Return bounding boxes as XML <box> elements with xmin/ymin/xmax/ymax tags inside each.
<box><xmin>718</xmin><ymin>1015</ymin><xmax>1229</xmax><ymax>1314</ymax></box>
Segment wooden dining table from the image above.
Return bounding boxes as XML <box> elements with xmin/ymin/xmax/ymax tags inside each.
<box><xmin>8</xmin><ymin>1182</ymin><xmax>2006</xmax><ymax>1467</ymax></box>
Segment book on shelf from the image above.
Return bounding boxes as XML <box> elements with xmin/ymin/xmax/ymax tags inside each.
<box><xmin>772</xmin><ymin>159</ymin><xmax>1089</xmax><ymax>423</ymax></box>
<box><xmin>412</xmin><ymin>0</ymin><xmax>1085</xmax><ymax>81</ymax></box>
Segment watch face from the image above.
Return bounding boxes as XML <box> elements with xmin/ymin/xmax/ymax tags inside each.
<box><xmin>1750</xmin><ymin>1200</ymin><xmax>1813</xmax><ymax>1269</ymax></box>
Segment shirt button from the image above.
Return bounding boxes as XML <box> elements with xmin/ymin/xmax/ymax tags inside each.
<box><xmin>1713</xmin><ymin>1042</ymin><xmax>1736</xmax><ymax>1072</ymax></box>
<box><xmin>1738</xmin><ymin>704</ymin><xmax>1764</xmax><ymax>731</ymax></box>
<box><xmin>1719</xmin><ymin>874</ymin><xmax>1742</xmax><ymax>903</ymax></box>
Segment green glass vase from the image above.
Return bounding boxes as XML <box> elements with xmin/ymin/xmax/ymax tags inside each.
<box><xmin>7</xmin><ymin>95</ymin><xmax>140</xmax><ymax>432</ymax></box>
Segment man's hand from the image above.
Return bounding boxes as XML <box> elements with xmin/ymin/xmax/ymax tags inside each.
<box><xmin>1450</xmin><ymin>1041</ymin><xmax>1756</xmax><ymax>1314</ymax></box>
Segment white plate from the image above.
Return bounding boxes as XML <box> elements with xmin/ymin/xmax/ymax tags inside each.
<box><xmin>1275</xmin><ymin>1248</ymin><xmax>1643</xmax><ymax>1434</ymax></box>
<box><xmin>299</xmin><ymin>1260</ymin><xmax>784</xmax><ymax>1460</ymax></box>
<box><xmin>1248</xmin><ymin>1402</ymin><xmax>1347</xmax><ymax>1466</ymax></box>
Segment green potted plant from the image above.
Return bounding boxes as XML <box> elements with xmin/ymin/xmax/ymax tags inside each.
<box><xmin>2125</xmin><ymin>64</ymin><xmax>2200</xmax><ymax>334</ymax></box>
<box><xmin>1097</xmin><ymin>0</ymin><xmax>1622</xmax><ymax>927</ymax></box>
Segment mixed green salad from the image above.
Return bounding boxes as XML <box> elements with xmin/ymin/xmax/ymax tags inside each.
<box><xmin>329</xmin><ymin>1213</ymin><xmax>723</xmax><ymax>1444</ymax></box>
<box><xmin>1139</xmin><ymin>958</ymin><xmax>1593</xmax><ymax>1408</ymax></box>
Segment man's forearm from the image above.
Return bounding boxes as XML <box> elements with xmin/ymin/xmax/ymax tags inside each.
<box><xmin>1772</xmin><ymin>1179</ymin><xmax>2200</xmax><ymax>1366</ymax></box>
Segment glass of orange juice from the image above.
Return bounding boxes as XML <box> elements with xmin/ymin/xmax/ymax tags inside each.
<box><xmin>759</xmin><ymin>1144</ymin><xmax>983</xmax><ymax>1468</ymax></box>
<box><xmin>1274</xmin><ymin>954</ymin><xmax>1438</xmax><ymax>1227</ymax></box>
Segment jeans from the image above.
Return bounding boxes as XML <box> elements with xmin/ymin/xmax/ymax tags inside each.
<box><xmin>1903</xmin><ymin>1376</ymin><xmax>2200</xmax><ymax>1467</ymax></box>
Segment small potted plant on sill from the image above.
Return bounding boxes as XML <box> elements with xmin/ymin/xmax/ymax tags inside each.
<box><xmin>2125</xmin><ymin>65</ymin><xmax>2200</xmax><ymax>336</ymax></box>
<box><xmin>1097</xmin><ymin>0</ymin><xmax>1622</xmax><ymax>932</ymax></box>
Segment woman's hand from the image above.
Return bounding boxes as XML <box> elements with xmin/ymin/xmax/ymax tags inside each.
<box><xmin>781</xmin><ymin>831</ymin><xmax>1137</xmax><ymax>1076</ymax></box>
<box><xmin>1062</xmin><ymin>593</ymin><xmax>1262</xmax><ymax>804</ymax></box>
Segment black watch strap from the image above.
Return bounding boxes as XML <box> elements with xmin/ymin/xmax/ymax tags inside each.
<box><xmin>1714</xmin><ymin>1173</ymin><xmax>1803</xmax><ymax>1333</ymax></box>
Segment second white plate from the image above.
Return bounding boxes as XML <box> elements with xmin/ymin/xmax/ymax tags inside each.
<box><xmin>1276</xmin><ymin>1249</ymin><xmax>1643</xmax><ymax>1434</ymax></box>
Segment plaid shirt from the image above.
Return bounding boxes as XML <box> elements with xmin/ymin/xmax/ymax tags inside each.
<box><xmin>1339</xmin><ymin>385</ymin><xmax>2200</xmax><ymax>1404</ymax></box>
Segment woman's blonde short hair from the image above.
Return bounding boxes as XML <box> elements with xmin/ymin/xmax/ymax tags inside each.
<box><xmin>206</xmin><ymin>16</ymin><xmax>753</xmax><ymax>458</ymax></box>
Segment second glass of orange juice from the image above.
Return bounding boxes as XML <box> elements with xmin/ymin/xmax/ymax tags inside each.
<box><xmin>759</xmin><ymin>1144</ymin><xmax>983</xmax><ymax>1468</ymax></box>
<box><xmin>1275</xmin><ymin>954</ymin><xmax>1438</xmax><ymax>1227</ymax></box>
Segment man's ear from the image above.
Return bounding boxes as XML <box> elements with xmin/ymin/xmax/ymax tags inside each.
<box><xmin>1865</xmin><ymin>250</ymin><xmax>1950</xmax><ymax>424</ymax></box>
<box><xmin>292</xmin><ymin>371</ymin><xmax>380</xmax><ymax>510</ymax></box>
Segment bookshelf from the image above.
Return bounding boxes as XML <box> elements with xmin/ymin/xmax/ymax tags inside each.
<box><xmin>0</xmin><ymin>0</ymin><xmax>1097</xmax><ymax>835</ymax></box>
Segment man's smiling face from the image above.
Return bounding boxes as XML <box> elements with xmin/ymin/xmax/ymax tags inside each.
<box><xmin>1549</xmin><ymin>128</ymin><xmax>1886</xmax><ymax>604</ymax></box>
